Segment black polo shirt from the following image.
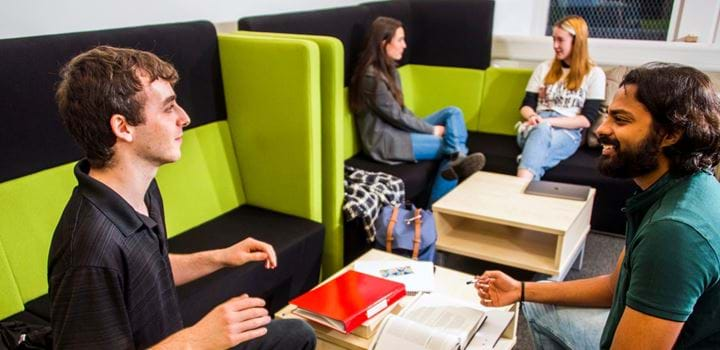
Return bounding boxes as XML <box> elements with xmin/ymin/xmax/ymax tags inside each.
<box><xmin>48</xmin><ymin>160</ymin><xmax>183</xmax><ymax>349</ymax></box>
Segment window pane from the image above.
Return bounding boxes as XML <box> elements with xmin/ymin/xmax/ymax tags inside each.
<box><xmin>546</xmin><ymin>0</ymin><xmax>674</xmax><ymax>41</ymax></box>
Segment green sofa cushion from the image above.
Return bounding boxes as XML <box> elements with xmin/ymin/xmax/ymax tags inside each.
<box><xmin>0</xmin><ymin>163</ymin><xmax>75</xmax><ymax>303</ymax></box>
<box><xmin>343</xmin><ymin>65</ymin><xmax>487</xmax><ymax>160</ymax></box>
<box><xmin>0</xmin><ymin>121</ymin><xmax>246</xmax><ymax>306</ymax></box>
<box><xmin>229</xmin><ymin>31</ymin><xmax>345</xmax><ymax>274</ymax></box>
<box><xmin>0</xmin><ymin>241</ymin><xmax>24</xmax><ymax>319</ymax></box>
<box><xmin>399</xmin><ymin>65</ymin><xmax>486</xmax><ymax>132</ymax></box>
<box><xmin>157</xmin><ymin>121</ymin><xmax>246</xmax><ymax>237</ymax></box>
<box><xmin>218</xmin><ymin>34</ymin><xmax>322</xmax><ymax>223</ymax></box>
<box><xmin>478</xmin><ymin>67</ymin><xmax>533</xmax><ymax>135</ymax></box>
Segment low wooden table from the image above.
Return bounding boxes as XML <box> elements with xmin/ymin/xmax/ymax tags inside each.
<box><xmin>432</xmin><ymin>171</ymin><xmax>595</xmax><ymax>280</ymax></box>
<box><xmin>276</xmin><ymin>249</ymin><xmax>518</xmax><ymax>349</ymax></box>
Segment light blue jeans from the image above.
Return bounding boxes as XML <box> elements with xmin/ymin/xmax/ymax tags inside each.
<box><xmin>517</xmin><ymin>110</ymin><xmax>582</xmax><ymax>180</ymax></box>
<box><xmin>523</xmin><ymin>301</ymin><xmax>609</xmax><ymax>350</ymax></box>
<box><xmin>410</xmin><ymin>107</ymin><xmax>469</xmax><ymax>204</ymax></box>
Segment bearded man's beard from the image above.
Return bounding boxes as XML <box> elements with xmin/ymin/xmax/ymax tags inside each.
<box><xmin>598</xmin><ymin>130</ymin><xmax>662</xmax><ymax>179</ymax></box>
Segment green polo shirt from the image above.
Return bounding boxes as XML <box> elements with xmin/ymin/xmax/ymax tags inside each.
<box><xmin>600</xmin><ymin>170</ymin><xmax>720</xmax><ymax>349</ymax></box>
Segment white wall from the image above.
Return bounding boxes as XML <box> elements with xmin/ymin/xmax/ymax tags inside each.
<box><xmin>493</xmin><ymin>0</ymin><xmax>549</xmax><ymax>36</ymax></box>
<box><xmin>3</xmin><ymin>0</ymin><xmax>720</xmax><ymax>71</ymax></box>
<box><xmin>0</xmin><ymin>0</ymin><xmax>369</xmax><ymax>39</ymax></box>
<box><xmin>0</xmin><ymin>0</ymin><xmax>550</xmax><ymax>39</ymax></box>
<box><xmin>673</xmin><ymin>0</ymin><xmax>720</xmax><ymax>43</ymax></box>
<box><xmin>0</xmin><ymin>0</ymin><xmax>545</xmax><ymax>40</ymax></box>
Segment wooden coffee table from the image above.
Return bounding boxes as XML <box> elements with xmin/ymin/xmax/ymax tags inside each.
<box><xmin>432</xmin><ymin>171</ymin><xmax>595</xmax><ymax>280</ymax></box>
<box><xmin>275</xmin><ymin>249</ymin><xmax>518</xmax><ymax>349</ymax></box>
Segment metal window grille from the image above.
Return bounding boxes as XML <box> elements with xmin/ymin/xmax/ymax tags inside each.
<box><xmin>547</xmin><ymin>0</ymin><xmax>674</xmax><ymax>41</ymax></box>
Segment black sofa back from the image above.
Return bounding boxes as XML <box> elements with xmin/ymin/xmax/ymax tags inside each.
<box><xmin>239</xmin><ymin>0</ymin><xmax>494</xmax><ymax>85</ymax></box>
<box><xmin>0</xmin><ymin>21</ymin><xmax>225</xmax><ymax>183</ymax></box>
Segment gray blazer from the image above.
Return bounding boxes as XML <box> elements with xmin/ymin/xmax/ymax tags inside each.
<box><xmin>355</xmin><ymin>67</ymin><xmax>434</xmax><ymax>164</ymax></box>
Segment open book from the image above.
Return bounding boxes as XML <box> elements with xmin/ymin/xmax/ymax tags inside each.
<box><xmin>371</xmin><ymin>293</ymin><xmax>487</xmax><ymax>350</ymax></box>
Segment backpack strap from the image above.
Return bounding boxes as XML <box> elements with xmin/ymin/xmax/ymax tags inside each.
<box><xmin>412</xmin><ymin>208</ymin><xmax>422</xmax><ymax>260</ymax></box>
<box><xmin>385</xmin><ymin>206</ymin><xmax>399</xmax><ymax>253</ymax></box>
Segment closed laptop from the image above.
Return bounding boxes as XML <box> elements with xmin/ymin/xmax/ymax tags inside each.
<box><xmin>524</xmin><ymin>180</ymin><xmax>590</xmax><ymax>201</ymax></box>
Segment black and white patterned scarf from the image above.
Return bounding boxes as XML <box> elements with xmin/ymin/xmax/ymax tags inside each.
<box><xmin>343</xmin><ymin>166</ymin><xmax>405</xmax><ymax>241</ymax></box>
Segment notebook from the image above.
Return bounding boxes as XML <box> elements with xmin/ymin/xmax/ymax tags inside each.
<box><xmin>524</xmin><ymin>180</ymin><xmax>590</xmax><ymax>201</ymax></box>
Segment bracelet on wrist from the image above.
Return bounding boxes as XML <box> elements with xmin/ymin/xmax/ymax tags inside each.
<box><xmin>520</xmin><ymin>281</ymin><xmax>525</xmax><ymax>303</ymax></box>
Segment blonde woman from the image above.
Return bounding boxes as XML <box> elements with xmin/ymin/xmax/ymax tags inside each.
<box><xmin>517</xmin><ymin>15</ymin><xmax>605</xmax><ymax>180</ymax></box>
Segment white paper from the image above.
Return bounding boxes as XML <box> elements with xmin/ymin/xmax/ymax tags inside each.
<box><xmin>354</xmin><ymin>260</ymin><xmax>435</xmax><ymax>292</ymax></box>
<box><xmin>466</xmin><ymin>310</ymin><xmax>515</xmax><ymax>350</ymax></box>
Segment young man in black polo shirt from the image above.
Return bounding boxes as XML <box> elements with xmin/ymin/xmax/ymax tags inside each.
<box><xmin>49</xmin><ymin>46</ymin><xmax>316</xmax><ymax>349</ymax></box>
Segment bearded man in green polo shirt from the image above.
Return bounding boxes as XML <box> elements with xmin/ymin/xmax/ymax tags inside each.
<box><xmin>475</xmin><ymin>62</ymin><xmax>720</xmax><ymax>349</ymax></box>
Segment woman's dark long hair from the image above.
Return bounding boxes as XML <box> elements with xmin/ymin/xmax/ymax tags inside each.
<box><xmin>349</xmin><ymin>16</ymin><xmax>404</xmax><ymax>114</ymax></box>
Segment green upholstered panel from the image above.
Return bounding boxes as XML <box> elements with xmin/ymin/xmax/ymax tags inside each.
<box><xmin>0</xmin><ymin>240</ymin><xmax>24</xmax><ymax>319</ymax></box>
<box><xmin>398</xmin><ymin>65</ymin><xmax>485</xmax><ymax>132</ymax></box>
<box><xmin>343</xmin><ymin>89</ymin><xmax>360</xmax><ymax>160</ymax></box>
<box><xmin>218</xmin><ymin>34</ymin><xmax>322</xmax><ymax>223</ymax></box>
<box><xmin>0</xmin><ymin>162</ymin><xmax>75</xmax><ymax>302</ymax></box>
<box><xmin>231</xmin><ymin>31</ymin><xmax>345</xmax><ymax>274</ymax></box>
<box><xmin>477</xmin><ymin>67</ymin><xmax>533</xmax><ymax>135</ymax></box>
<box><xmin>343</xmin><ymin>65</ymin><xmax>486</xmax><ymax>158</ymax></box>
<box><xmin>156</xmin><ymin>121</ymin><xmax>245</xmax><ymax>238</ymax></box>
<box><xmin>0</xmin><ymin>121</ymin><xmax>243</xmax><ymax>304</ymax></box>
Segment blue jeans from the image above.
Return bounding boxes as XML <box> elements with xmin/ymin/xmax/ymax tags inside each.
<box><xmin>410</xmin><ymin>107</ymin><xmax>469</xmax><ymax>204</ymax></box>
<box><xmin>517</xmin><ymin>110</ymin><xmax>582</xmax><ymax>180</ymax></box>
<box><xmin>523</xmin><ymin>301</ymin><xmax>609</xmax><ymax>350</ymax></box>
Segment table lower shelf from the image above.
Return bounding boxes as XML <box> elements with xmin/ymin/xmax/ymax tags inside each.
<box><xmin>436</xmin><ymin>217</ymin><xmax>565</xmax><ymax>275</ymax></box>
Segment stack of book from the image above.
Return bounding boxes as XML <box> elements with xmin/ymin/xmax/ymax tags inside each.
<box><xmin>290</xmin><ymin>270</ymin><xmax>407</xmax><ymax>337</ymax></box>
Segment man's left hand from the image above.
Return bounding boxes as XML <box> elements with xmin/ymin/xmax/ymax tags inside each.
<box><xmin>220</xmin><ymin>238</ymin><xmax>277</xmax><ymax>269</ymax></box>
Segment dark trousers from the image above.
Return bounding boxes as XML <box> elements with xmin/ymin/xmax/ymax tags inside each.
<box><xmin>234</xmin><ymin>319</ymin><xmax>316</xmax><ymax>350</ymax></box>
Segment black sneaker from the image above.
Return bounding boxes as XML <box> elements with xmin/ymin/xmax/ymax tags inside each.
<box><xmin>441</xmin><ymin>152</ymin><xmax>486</xmax><ymax>181</ymax></box>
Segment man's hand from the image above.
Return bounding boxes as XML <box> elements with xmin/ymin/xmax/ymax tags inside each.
<box><xmin>475</xmin><ymin>270</ymin><xmax>522</xmax><ymax>307</ymax></box>
<box><xmin>220</xmin><ymin>238</ymin><xmax>277</xmax><ymax>269</ymax></box>
<box><xmin>433</xmin><ymin>125</ymin><xmax>446</xmax><ymax>137</ymax></box>
<box><xmin>152</xmin><ymin>295</ymin><xmax>270</xmax><ymax>349</ymax></box>
<box><xmin>169</xmin><ymin>238</ymin><xmax>277</xmax><ymax>286</ymax></box>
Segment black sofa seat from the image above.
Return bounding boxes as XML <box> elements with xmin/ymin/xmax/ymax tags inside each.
<box><xmin>168</xmin><ymin>205</ymin><xmax>324</xmax><ymax>325</ymax></box>
<box><xmin>2</xmin><ymin>310</ymin><xmax>49</xmax><ymax>326</ymax></box>
<box><xmin>5</xmin><ymin>206</ymin><xmax>324</xmax><ymax>328</ymax></box>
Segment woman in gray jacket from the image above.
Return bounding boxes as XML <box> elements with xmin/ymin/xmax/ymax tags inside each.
<box><xmin>349</xmin><ymin>16</ymin><xmax>485</xmax><ymax>203</ymax></box>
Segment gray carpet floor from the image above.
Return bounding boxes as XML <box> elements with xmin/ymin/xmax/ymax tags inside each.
<box><xmin>436</xmin><ymin>231</ymin><xmax>625</xmax><ymax>349</ymax></box>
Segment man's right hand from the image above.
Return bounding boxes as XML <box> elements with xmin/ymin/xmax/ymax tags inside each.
<box><xmin>433</xmin><ymin>125</ymin><xmax>446</xmax><ymax>137</ymax></box>
<box><xmin>475</xmin><ymin>270</ymin><xmax>522</xmax><ymax>307</ymax></box>
<box><xmin>152</xmin><ymin>294</ymin><xmax>270</xmax><ymax>349</ymax></box>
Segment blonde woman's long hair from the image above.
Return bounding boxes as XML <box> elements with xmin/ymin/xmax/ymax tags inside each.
<box><xmin>544</xmin><ymin>15</ymin><xmax>592</xmax><ymax>91</ymax></box>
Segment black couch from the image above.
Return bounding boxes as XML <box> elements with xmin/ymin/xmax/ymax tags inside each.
<box><xmin>0</xmin><ymin>21</ymin><xmax>323</xmax><ymax>329</ymax></box>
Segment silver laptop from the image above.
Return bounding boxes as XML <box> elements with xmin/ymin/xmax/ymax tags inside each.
<box><xmin>524</xmin><ymin>180</ymin><xmax>590</xmax><ymax>201</ymax></box>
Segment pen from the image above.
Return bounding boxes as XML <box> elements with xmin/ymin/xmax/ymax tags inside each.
<box><xmin>466</xmin><ymin>279</ymin><xmax>476</xmax><ymax>285</ymax></box>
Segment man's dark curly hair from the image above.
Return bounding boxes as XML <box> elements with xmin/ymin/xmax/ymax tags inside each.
<box><xmin>620</xmin><ymin>62</ymin><xmax>720</xmax><ymax>175</ymax></box>
<box><xmin>56</xmin><ymin>46</ymin><xmax>178</xmax><ymax>168</ymax></box>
